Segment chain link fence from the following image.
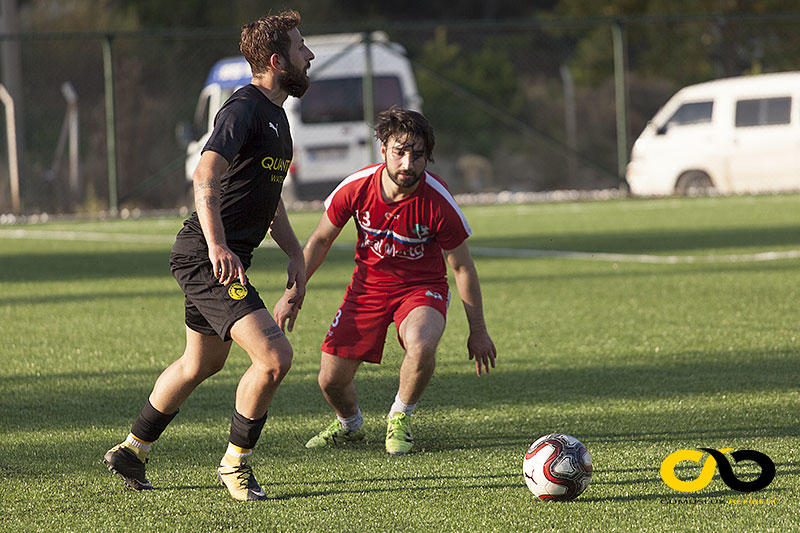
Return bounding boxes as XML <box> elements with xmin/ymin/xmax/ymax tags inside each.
<box><xmin>1</xmin><ymin>13</ymin><xmax>799</xmax><ymax>215</ymax></box>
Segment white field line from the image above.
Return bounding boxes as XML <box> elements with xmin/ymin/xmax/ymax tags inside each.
<box><xmin>469</xmin><ymin>246</ymin><xmax>800</xmax><ymax>264</ymax></box>
<box><xmin>0</xmin><ymin>228</ymin><xmax>177</xmax><ymax>245</ymax></box>
<box><xmin>0</xmin><ymin>228</ymin><xmax>280</xmax><ymax>248</ymax></box>
<box><xmin>2</xmin><ymin>228</ymin><xmax>799</xmax><ymax>264</ymax></box>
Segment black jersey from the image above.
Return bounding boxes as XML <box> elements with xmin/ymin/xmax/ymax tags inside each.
<box><xmin>173</xmin><ymin>84</ymin><xmax>293</xmax><ymax>264</ymax></box>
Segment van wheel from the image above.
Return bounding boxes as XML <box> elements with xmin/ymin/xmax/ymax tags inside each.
<box><xmin>675</xmin><ymin>171</ymin><xmax>715</xmax><ymax>196</ymax></box>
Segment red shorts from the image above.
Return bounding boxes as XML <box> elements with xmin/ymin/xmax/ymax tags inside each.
<box><xmin>321</xmin><ymin>282</ymin><xmax>450</xmax><ymax>364</ymax></box>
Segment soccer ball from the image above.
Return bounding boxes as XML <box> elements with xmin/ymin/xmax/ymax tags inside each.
<box><xmin>523</xmin><ymin>433</ymin><xmax>593</xmax><ymax>501</ymax></box>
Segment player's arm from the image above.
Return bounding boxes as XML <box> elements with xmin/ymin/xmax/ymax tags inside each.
<box><xmin>303</xmin><ymin>212</ymin><xmax>344</xmax><ymax>282</ymax></box>
<box><xmin>193</xmin><ymin>150</ymin><xmax>246</xmax><ymax>287</ymax></box>
<box><xmin>444</xmin><ymin>241</ymin><xmax>497</xmax><ymax>376</ymax></box>
<box><xmin>269</xmin><ymin>198</ymin><xmax>306</xmax><ymax>332</ymax></box>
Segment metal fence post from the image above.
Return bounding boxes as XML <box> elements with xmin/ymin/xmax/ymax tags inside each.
<box><xmin>560</xmin><ymin>64</ymin><xmax>578</xmax><ymax>185</ymax></box>
<box><xmin>62</xmin><ymin>82</ymin><xmax>79</xmax><ymax>200</ymax></box>
<box><xmin>612</xmin><ymin>18</ymin><xmax>629</xmax><ymax>186</ymax></box>
<box><xmin>102</xmin><ymin>34</ymin><xmax>118</xmax><ymax>215</ymax></box>
<box><xmin>362</xmin><ymin>31</ymin><xmax>374</xmax><ymax>167</ymax></box>
<box><xmin>0</xmin><ymin>83</ymin><xmax>19</xmax><ymax>212</ymax></box>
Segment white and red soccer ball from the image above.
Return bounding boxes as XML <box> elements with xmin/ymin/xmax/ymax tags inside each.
<box><xmin>523</xmin><ymin>433</ymin><xmax>593</xmax><ymax>501</ymax></box>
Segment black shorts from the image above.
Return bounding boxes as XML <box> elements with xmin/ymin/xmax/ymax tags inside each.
<box><xmin>169</xmin><ymin>251</ymin><xmax>265</xmax><ymax>341</ymax></box>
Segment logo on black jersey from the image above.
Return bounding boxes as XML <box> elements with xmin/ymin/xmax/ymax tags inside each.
<box><xmin>228</xmin><ymin>282</ymin><xmax>248</xmax><ymax>300</ymax></box>
<box><xmin>261</xmin><ymin>157</ymin><xmax>291</xmax><ymax>172</ymax></box>
<box><xmin>269</xmin><ymin>122</ymin><xmax>279</xmax><ymax>136</ymax></box>
<box><xmin>261</xmin><ymin>156</ymin><xmax>291</xmax><ymax>184</ymax></box>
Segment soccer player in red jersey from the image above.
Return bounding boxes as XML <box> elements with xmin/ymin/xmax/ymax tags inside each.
<box><xmin>276</xmin><ymin>107</ymin><xmax>496</xmax><ymax>454</ymax></box>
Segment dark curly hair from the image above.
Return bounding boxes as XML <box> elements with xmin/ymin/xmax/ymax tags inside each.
<box><xmin>374</xmin><ymin>106</ymin><xmax>435</xmax><ymax>162</ymax></box>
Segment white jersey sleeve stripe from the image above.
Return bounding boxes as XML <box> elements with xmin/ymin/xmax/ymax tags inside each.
<box><xmin>425</xmin><ymin>172</ymin><xmax>472</xmax><ymax>236</ymax></box>
<box><xmin>323</xmin><ymin>164</ymin><xmax>383</xmax><ymax>210</ymax></box>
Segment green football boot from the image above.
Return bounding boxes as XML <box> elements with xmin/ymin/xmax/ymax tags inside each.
<box><xmin>305</xmin><ymin>419</ymin><xmax>365</xmax><ymax>448</ymax></box>
<box><xmin>385</xmin><ymin>413</ymin><xmax>413</xmax><ymax>455</ymax></box>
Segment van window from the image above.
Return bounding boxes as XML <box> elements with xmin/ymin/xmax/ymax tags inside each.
<box><xmin>195</xmin><ymin>88</ymin><xmax>237</xmax><ymax>136</ymax></box>
<box><xmin>735</xmin><ymin>97</ymin><xmax>792</xmax><ymax>127</ymax></box>
<box><xmin>194</xmin><ymin>92</ymin><xmax>211</xmax><ymax>137</ymax></box>
<box><xmin>300</xmin><ymin>76</ymin><xmax>403</xmax><ymax>123</ymax></box>
<box><xmin>665</xmin><ymin>101</ymin><xmax>714</xmax><ymax>127</ymax></box>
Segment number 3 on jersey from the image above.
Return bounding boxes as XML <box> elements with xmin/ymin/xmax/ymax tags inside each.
<box><xmin>327</xmin><ymin>309</ymin><xmax>342</xmax><ymax>336</ymax></box>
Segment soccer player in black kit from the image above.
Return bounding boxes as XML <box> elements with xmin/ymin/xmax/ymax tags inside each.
<box><xmin>103</xmin><ymin>11</ymin><xmax>314</xmax><ymax>502</ymax></box>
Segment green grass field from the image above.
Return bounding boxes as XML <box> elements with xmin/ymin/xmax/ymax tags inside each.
<box><xmin>1</xmin><ymin>194</ymin><xmax>798</xmax><ymax>531</ymax></box>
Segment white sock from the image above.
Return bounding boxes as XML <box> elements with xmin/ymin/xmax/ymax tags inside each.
<box><xmin>221</xmin><ymin>443</ymin><xmax>253</xmax><ymax>467</ymax></box>
<box><xmin>225</xmin><ymin>443</ymin><xmax>253</xmax><ymax>460</ymax></box>
<box><xmin>389</xmin><ymin>393</ymin><xmax>417</xmax><ymax>418</ymax></box>
<box><xmin>126</xmin><ymin>433</ymin><xmax>152</xmax><ymax>452</ymax></box>
<box><xmin>337</xmin><ymin>408</ymin><xmax>363</xmax><ymax>431</ymax></box>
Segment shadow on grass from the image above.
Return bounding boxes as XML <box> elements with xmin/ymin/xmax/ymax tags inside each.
<box><xmin>95</xmin><ymin>478</ymin><xmax>516</xmax><ymax>503</ymax></box>
<box><xmin>0</xmin><ymin>249</ymin><xmax>173</xmax><ymax>283</ymax></box>
<box><xmin>589</xmin><ymin>461</ymin><xmax>800</xmax><ymax>477</ymax></box>
<box><xmin>580</xmin><ymin>486</ymin><xmax>792</xmax><ymax>504</ymax></box>
<box><xmin>3</xmin><ymin>348</ymin><xmax>799</xmax><ymax>433</ymax></box>
<box><xmin>4</xmin><ymin>222</ymin><xmax>800</xmax><ymax>286</ymax></box>
<box><xmin>0</xmin><ymin>247</ymin><xmax>346</xmax><ymax>284</ymax></box>
<box><xmin>592</xmin><ymin>461</ymin><xmax>799</xmax><ymax>485</ymax></box>
<box><xmin>3</xmin><ymin>256</ymin><xmax>798</xmax><ymax>308</ymax></box>
<box><xmin>154</xmin><ymin>472</ymin><xmax>520</xmax><ymax>497</ymax></box>
<box><xmin>584</xmin><ymin>427</ymin><xmax>800</xmax><ymax>444</ymax></box>
<box><xmin>0</xmin><ymin>289</ymin><xmax>184</xmax><ymax>307</ymax></box>
<box><xmin>151</xmin><ymin>470</ymin><xmax>793</xmax><ymax>503</ymax></box>
<box><xmin>270</xmin><ymin>473</ymin><xmax>520</xmax><ymax>500</ymax></box>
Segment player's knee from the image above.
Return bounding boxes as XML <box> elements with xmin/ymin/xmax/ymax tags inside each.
<box><xmin>203</xmin><ymin>358</ymin><xmax>227</xmax><ymax>378</ymax></box>
<box><xmin>317</xmin><ymin>371</ymin><xmax>347</xmax><ymax>395</ymax></box>
<box><xmin>179</xmin><ymin>356</ymin><xmax>225</xmax><ymax>383</ymax></box>
<box><xmin>259</xmin><ymin>358</ymin><xmax>292</xmax><ymax>386</ymax></box>
<box><xmin>272</xmin><ymin>345</ymin><xmax>293</xmax><ymax>380</ymax></box>
<box><xmin>405</xmin><ymin>339</ymin><xmax>438</xmax><ymax>362</ymax></box>
<box><xmin>317</xmin><ymin>372</ymin><xmax>334</xmax><ymax>393</ymax></box>
<box><xmin>405</xmin><ymin>345</ymin><xmax>437</xmax><ymax>372</ymax></box>
<box><xmin>252</xmin><ymin>343</ymin><xmax>293</xmax><ymax>382</ymax></box>
<box><xmin>420</xmin><ymin>353</ymin><xmax>437</xmax><ymax>372</ymax></box>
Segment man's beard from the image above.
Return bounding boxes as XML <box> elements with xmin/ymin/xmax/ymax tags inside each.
<box><xmin>280</xmin><ymin>61</ymin><xmax>310</xmax><ymax>97</ymax></box>
<box><xmin>386</xmin><ymin>166</ymin><xmax>422</xmax><ymax>189</ymax></box>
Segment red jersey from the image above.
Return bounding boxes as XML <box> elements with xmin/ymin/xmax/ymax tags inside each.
<box><xmin>324</xmin><ymin>163</ymin><xmax>472</xmax><ymax>289</ymax></box>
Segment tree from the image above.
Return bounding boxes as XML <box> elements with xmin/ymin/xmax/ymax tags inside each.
<box><xmin>416</xmin><ymin>27</ymin><xmax>520</xmax><ymax>156</ymax></box>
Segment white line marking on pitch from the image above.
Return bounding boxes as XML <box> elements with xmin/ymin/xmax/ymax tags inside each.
<box><xmin>3</xmin><ymin>229</ymin><xmax>799</xmax><ymax>264</ymax></box>
<box><xmin>0</xmin><ymin>228</ymin><xmax>176</xmax><ymax>244</ymax></box>
<box><xmin>0</xmin><ymin>228</ymin><xmax>282</xmax><ymax>247</ymax></box>
<box><xmin>469</xmin><ymin>246</ymin><xmax>800</xmax><ymax>264</ymax></box>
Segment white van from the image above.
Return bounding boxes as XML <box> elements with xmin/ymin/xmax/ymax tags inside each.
<box><xmin>182</xmin><ymin>32</ymin><xmax>421</xmax><ymax>200</ymax></box>
<box><xmin>626</xmin><ymin>72</ymin><xmax>800</xmax><ymax>196</ymax></box>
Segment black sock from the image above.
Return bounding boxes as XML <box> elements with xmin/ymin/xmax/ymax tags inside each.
<box><xmin>228</xmin><ymin>408</ymin><xmax>268</xmax><ymax>450</ymax></box>
<box><xmin>130</xmin><ymin>399</ymin><xmax>179</xmax><ymax>443</ymax></box>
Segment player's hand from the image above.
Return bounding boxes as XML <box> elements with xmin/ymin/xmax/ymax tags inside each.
<box><xmin>208</xmin><ymin>243</ymin><xmax>246</xmax><ymax>286</ymax></box>
<box><xmin>467</xmin><ymin>329</ymin><xmax>496</xmax><ymax>377</ymax></box>
<box><xmin>275</xmin><ymin>254</ymin><xmax>306</xmax><ymax>332</ymax></box>
<box><xmin>273</xmin><ymin>292</ymin><xmax>300</xmax><ymax>333</ymax></box>
<box><xmin>285</xmin><ymin>254</ymin><xmax>307</xmax><ymax>308</ymax></box>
